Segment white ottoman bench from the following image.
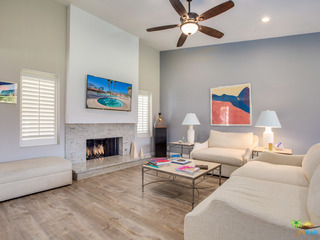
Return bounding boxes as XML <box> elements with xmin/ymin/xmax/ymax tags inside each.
<box><xmin>0</xmin><ymin>156</ymin><xmax>72</xmax><ymax>202</ymax></box>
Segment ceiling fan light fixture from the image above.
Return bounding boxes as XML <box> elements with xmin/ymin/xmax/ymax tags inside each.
<box><xmin>181</xmin><ymin>21</ymin><xmax>199</xmax><ymax>35</ymax></box>
<box><xmin>261</xmin><ymin>16</ymin><xmax>270</xmax><ymax>23</ymax></box>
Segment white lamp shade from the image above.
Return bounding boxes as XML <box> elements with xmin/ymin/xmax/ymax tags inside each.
<box><xmin>255</xmin><ymin>110</ymin><xmax>281</xmax><ymax>128</ymax></box>
<box><xmin>182</xmin><ymin>113</ymin><xmax>200</xmax><ymax>126</ymax></box>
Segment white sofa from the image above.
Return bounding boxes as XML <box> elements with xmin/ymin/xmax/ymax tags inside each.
<box><xmin>185</xmin><ymin>143</ymin><xmax>320</xmax><ymax>240</ymax></box>
<box><xmin>0</xmin><ymin>157</ymin><xmax>72</xmax><ymax>202</ymax></box>
<box><xmin>191</xmin><ymin>130</ymin><xmax>259</xmax><ymax>177</ymax></box>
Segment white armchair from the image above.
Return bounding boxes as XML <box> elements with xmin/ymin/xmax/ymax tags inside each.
<box><xmin>191</xmin><ymin>130</ymin><xmax>259</xmax><ymax>177</ymax></box>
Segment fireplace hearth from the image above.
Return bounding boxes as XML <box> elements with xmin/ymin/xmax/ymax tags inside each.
<box><xmin>86</xmin><ymin>137</ymin><xmax>119</xmax><ymax>160</ymax></box>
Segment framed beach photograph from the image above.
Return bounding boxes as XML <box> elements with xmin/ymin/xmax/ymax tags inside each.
<box><xmin>210</xmin><ymin>83</ymin><xmax>252</xmax><ymax>126</ymax></box>
<box><xmin>0</xmin><ymin>81</ymin><xmax>17</xmax><ymax>104</ymax></box>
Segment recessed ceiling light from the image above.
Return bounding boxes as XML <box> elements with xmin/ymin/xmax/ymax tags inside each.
<box><xmin>261</xmin><ymin>17</ymin><xmax>270</xmax><ymax>23</ymax></box>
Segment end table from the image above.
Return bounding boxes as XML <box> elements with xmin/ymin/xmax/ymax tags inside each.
<box><xmin>252</xmin><ymin>147</ymin><xmax>293</xmax><ymax>158</ymax></box>
<box><xmin>168</xmin><ymin>142</ymin><xmax>197</xmax><ymax>158</ymax></box>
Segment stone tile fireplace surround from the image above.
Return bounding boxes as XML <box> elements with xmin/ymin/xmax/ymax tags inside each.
<box><xmin>66</xmin><ymin>123</ymin><xmax>135</xmax><ymax>164</ymax></box>
<box><xmin>66</xmin><ymin>123</ymin><xmax>144</xmax><ymax>180</ymax></box>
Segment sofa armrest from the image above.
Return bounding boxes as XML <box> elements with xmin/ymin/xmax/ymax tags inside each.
<box><xmin>243</xmin><ymin>135</ymin><xmax>259</xmax><ymax>164</ymax></box>
<box><xmin>253</xmin><ymin>151</ymin><xmax>304</xmax><ymax>166</ymax></box>
<box><xmin>190</xmin><ymin>141</ymin><xmax>208</xmax><ymax>159</ymax></box>
<box><xmin>185</xmin><ymin>198</ymin><xmax>299</xmax><ymax>240</ymax></box>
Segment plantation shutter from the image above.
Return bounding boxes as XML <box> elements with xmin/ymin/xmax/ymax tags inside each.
<box><xmin>20</xmin><ymin>70</ymin><xmax>58</xmax><ymax>147</ymax></box>
<box><xmin>137</xmin><ymin>91</ymin><xmax>152</xmax><ymax>137</ymax></box>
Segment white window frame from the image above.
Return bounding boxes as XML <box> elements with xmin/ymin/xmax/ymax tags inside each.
<box><xmin>20</xmin><ymin>69</ymin><xmax>59</xmax><ymax>147</ymax></box>
<box><xmin>137</xmin><ymin>90</ymin><xmax>152</xmax><ymax>138</ymax></box>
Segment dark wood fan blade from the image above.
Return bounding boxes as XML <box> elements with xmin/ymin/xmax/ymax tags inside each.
<box><xmin>199</xmin><ymin>25</ymin><xmax>224</xmax><ymax>39</ymax></box>
<box><xmin>147</xmin><ymin>24</ymin><xmax>180</xmax><ymax>32</ymax></box>
<box><xmin>177</xmin><ymin>33</ymin><xmax>188</xmax><ymax>47</ymax></box>
<box><xmin>198</xmin><ymin>1</ymin><xmax>234</xmax><ymax>22</ymax></box>
<box><xmin>169</xmin><ymin>0</ymin><xmax>187</xmax><ymax>17</ymax></box>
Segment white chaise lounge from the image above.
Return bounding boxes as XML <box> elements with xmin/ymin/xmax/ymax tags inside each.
<box><xmin>0</xmin><ymin>156</ymin><xmax>72</xmax><ymax>202</ymax></box>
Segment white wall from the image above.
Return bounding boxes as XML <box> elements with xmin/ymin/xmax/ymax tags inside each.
<box><xmin>136</xmin><ymin>43</ymin><xmax>160</xmax><ymax>156</ymax></box>
<box><xmin>0</xmin><ymin>2</ymin><xmax>158</xmax><ymax>162</ymax></box>
<box><xmin>66</xmin><ymin>5</ymin><xmax>139</xmax><ymax>124</ymax></box>
<box><xmin>0</xmin><ymin>0</ymin><xmax>66</xmax><ymax>162</ymax></box>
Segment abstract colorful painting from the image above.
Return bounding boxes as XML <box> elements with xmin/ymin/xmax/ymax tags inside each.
<box><xmin>210</xmin><ymin>83</ymin><xmax>251</xmax><ymax>126</ymax></box>
<box><xmin>0</xmin><ymin>81</ymin><xmax>17</xmax><ymax>104</ymax></box>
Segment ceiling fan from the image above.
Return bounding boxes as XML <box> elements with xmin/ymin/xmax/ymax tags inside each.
<box><xmin>146</xmin><ymin>0</ymin><xmax>235</xmax><ymax>47</ymax></box>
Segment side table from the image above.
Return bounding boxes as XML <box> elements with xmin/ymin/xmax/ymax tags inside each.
<box><xmin>168</xmin><ymin>142</ymin><xmax>197</xmax><ymax>158</ymax></box>
<box><xmin>252</xmin><ymin>147</ymin><xmax>293</xmax><ymax>158</ymax></box>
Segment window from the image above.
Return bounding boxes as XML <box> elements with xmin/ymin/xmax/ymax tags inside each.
<box><xmin>137</xmin><ymin>90</ymin><xmax>152</xmax><ymax>137</ymax></box>
<box><xmin>20</xmin><ymin>69</ymin><xmax>59</xmax><ymax>147</ymax></box>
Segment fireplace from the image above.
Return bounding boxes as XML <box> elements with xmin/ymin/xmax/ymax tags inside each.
<box><xmin>66</xmin><ymin>123</ymin><xmax>134</xmax><ymax>164</ymax></box>
<box><xmin>86</xmin><ymin>137</ymin><xmax>120</xmax><ymax>160</ymax></box>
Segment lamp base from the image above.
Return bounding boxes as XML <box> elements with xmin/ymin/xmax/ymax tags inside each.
<box><xmin>263</xmin><ymin>127</ymin><xmax>274</xmax><ymax>148</ymax></box>
<box><xmin>187</xmin><ymin>125</ymin><xmax>195</xmax><ymax>144</ymax></box>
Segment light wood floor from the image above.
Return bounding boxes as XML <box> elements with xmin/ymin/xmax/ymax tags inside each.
<box><xmin>0</xmin><ymin>165</ymin><xmax>225</xmax><ymax>240</ymax></box>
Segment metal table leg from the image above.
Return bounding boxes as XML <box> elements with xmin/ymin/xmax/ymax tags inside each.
<box><xmin>192</xmin><ymin>179</ymin><xmax>195</xmax><ymax>209</ymax></box>
<box><xmin>219</xmin><ymin>166</ymin><xmax>222</xmax><ymax>186</ymax></box>
<box><xmin>142</xmin><ymin>166</ymin><xmax>144</xmax><ymax>192</ymax></box>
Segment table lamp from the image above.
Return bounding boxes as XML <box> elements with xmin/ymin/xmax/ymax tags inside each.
<box><xmin>255</xmin><ymin>110</ymin><xmax>281</xmax><ymax>148</ymax></box>
<box><xmin>182</xmin><ymin>113</ymin><xmax>200</xmax><ymax>144</ymax></box>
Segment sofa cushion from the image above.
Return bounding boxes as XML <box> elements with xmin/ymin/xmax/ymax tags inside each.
<box><xmin>208</xmin><ymin>130</ymin><xmax>253</xmax><ymax>149</ymax></box>
<box><xmin>302</xmin><ymin>143</ymin><xmax>320</xmax><ymax>182</ymax></box>
<box><xmin>192</xmin><ymin>147</ymin><xmax>246</xmax><ymax>167</ymax></box>
<box><xmin>308</xmin><ymin>165</ymin><xmax>320</xmax><ymax>225</ymax></box>
<box><xmin>0</xmin><ymin>157</ymin><xmax>72</xmax><ymax>184</ymax></box>
<box><xmin>207</xmin><ymin>176</ymin><xmax>310</xmax><ymax>227</ymax></box>
<box><xmin>231</xmin><ymin>161</ymin><xmax>309</xmax><ymax>187</ymax></box>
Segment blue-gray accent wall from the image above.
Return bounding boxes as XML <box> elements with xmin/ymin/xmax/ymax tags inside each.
<box><xmin>160</xmin><ymin>33</ymin><xmax>320</xmax><ymax>154</ymax></box>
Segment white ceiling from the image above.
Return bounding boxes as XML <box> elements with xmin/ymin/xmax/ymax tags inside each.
<box><xmin>54</xmin><ymin>0</ymin><xmax>320</xmax><ymax>51</ymax></box>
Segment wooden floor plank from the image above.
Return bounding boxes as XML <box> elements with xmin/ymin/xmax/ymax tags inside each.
<box><xmin>0</xmin><ymin>206</ymin><xmax>25</xmax><ymax>240</ymax></box>
<box><xmin>1</xmin><ymin>201</ymin><xmax>50</xmax><ymax>240</ymax></box>
<box><xmin>0</xmin><ymin>165</ymin><xmax>225</xmax><ymax>240</ymax></box>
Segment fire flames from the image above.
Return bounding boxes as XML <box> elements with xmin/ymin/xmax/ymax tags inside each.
<box><xmin>87</xmin><ymin>144</ymin><xmax>105</xmax><ymax>160</ymax></box>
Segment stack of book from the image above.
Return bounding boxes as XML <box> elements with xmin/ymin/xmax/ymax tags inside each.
<box><xmin>171</xmin><ymin>158</ymin><xmax>191</xmax><ymax>165</ymax></box>
<box><xmin>147</xmin><ymin>158</ymin><xmax>171</xmax><ymax>168</ymax></box>
<box><xmin>176</xmin><ymin>165</ymin><xmax>200</xmax><ymax>175</ymax></box>
<box><xmin>169</xmin><ymin>154</ymin><xmax>181</xmax><ymax>160</ymax></box>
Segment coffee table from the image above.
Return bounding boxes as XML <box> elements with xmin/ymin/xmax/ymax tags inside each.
<box><xmin>142</xmin><ymin>159</ymin><xmax>221</xmax><ymax>209</ymax></box>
